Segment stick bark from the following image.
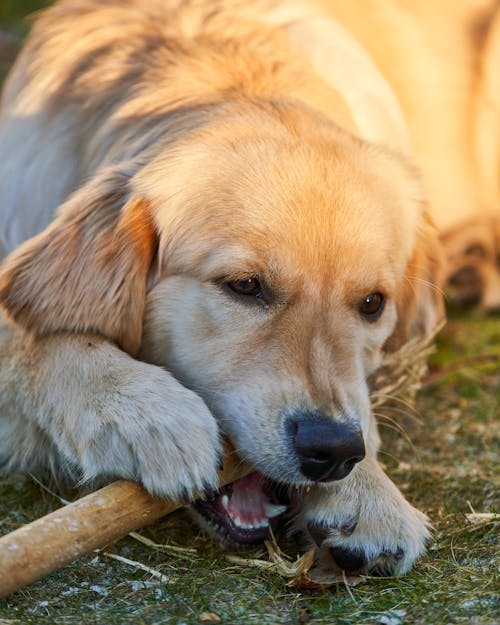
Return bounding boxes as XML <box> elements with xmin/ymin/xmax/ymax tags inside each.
<box><xmin>0</xmin><ymin>448</ymin><xmax>250</xmax><ymax>598</ymax></box>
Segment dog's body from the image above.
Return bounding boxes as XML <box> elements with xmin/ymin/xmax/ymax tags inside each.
<box><xmin>0</xmin><ymin>0</ymin><xmax>495</xmax><ymax>575</ymax></box>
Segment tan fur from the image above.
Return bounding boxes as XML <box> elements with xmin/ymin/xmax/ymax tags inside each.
<box><xmin>0</xmin><ymin>0</ymin><xmax>480</xmax><ymax>576</ymax></box>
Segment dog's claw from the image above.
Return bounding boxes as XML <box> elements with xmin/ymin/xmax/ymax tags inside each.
<box><xmin>202</xmin><ymin>481</ymin><xmax>218</xmax><ymax>500</ymax></box>
<box><xmin>382</xmin><ymin>546</ymin><xmax>405</xmax><ymax>561</ymax></box>
<box><xmin>307</xmin><ymin>522</ymin><xmax>330</xmax><ymax>547</ymax></box>
<box><xmin>181</xmin><ymin>488</ymin><xmax>192</xmax><ymax>506</ymax></box>
<box><xmin>340</xmin><ymin>519</ymin><xmax>358</xmax><ymax>536</ymax></box>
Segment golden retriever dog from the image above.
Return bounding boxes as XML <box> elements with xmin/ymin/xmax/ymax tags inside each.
<box><xmin>1</xmin><ymin>0</ymin><xmax>489</xmax><ymax>577</ymax></box>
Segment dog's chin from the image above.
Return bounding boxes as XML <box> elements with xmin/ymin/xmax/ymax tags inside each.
<box><xmin>190</xmin><ymin>471</ymin><xmax>290</xmax><ymax>546</ymax></box>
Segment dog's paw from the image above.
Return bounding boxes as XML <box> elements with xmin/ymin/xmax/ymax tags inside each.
<box><xmin>45</xmin><ymin>344</ymin><xmax>222</xmax><ymax>500</ymax></box>
<box><xmin>294</xmin><ymin>461</ymin><xmax>430</xmax><ymax>576</ymax></box>
<box><xmin>441</xmin><ymin>215</ymin><xmax>500</xmax><ymax>310</ymax></box>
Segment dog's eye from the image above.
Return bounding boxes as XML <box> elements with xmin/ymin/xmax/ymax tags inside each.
<box><xmin>226</xmin><ymin>277</ymin><xmax>262</xmax><ymax>297</ymax></box>
<box><xmin>359</xmin><ymin>292</ymin><xmax>385</xmax><ymax>321</ymax></box>
<box><xmin>224</xmin><ymin>277</ymin><xmax>269</xmax><ymax>306</ymax></box>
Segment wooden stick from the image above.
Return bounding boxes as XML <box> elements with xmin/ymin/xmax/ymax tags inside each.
<box><xmin>0</xmin><ymin>448</ymin><xmax>251</xmax><ymax>598</ymax></box>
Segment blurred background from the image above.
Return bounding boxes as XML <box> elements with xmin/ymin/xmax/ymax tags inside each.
<box><xmin>0</xmin><ymin>1</ymin><xmax>50</xmax><ymax>80</ymax></box>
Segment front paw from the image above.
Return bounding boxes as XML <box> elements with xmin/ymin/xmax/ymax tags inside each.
<box><xmin>49</xmin><ymin>351</ymin><xmax>222</xmax><ymax>500</ymax></box>
<box><xmin>294</xmin><ymin>461</ymin><xmax>430</xmax><ymax>576</ymax></box>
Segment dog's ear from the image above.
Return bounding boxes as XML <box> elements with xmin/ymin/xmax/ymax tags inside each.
<box><xmin>384</xmin><ymin>214</ymin><xmax>445</xmax><ymax>352</ymax></box>
<box><xmin>0</xmin><ymin>169</ymin><xmax>158</xmax><ymax>355</ymax></box>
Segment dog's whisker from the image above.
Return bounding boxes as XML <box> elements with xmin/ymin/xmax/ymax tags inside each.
<box><xmin>376</xmin><ymin>422</ymin><xmax>417</xmax><ymax>454</ymax></box>
<box><xmin>372</xmin><ymin>404</ymin><xmax>423</xmax><ymax>424</ymax></box>
<box><xmin>402</xmin><ymin>274</ymin><xmax>447</xmax><ymax>298</ymax></box>
<box><xmin>372</xmin><ymin>392</ymin><xmax>423</xmax><ymax>415</ymax></box>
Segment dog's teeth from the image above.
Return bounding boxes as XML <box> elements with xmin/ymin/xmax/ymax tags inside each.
<box><xmin>234</xmin><ymin>517</ymin><xmax>251</xmax><ymax>529</ymax></box>
<box><xmin>221</xmin><ymin>495</ymin><xmax>229</xmax><ymax>510</ymax></box>
<box><xmin>263</xmin><ymin>502</ymin><xmax>287</xmax><ymax>518</ymax></box>
<box><xmin>231</xmin><ymin>516</ymin><xmax>269</xmax><ymax>530</ymax></box>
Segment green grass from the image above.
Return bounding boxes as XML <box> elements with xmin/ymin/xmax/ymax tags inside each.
<box><xmin>0</xmin><ymin>3</ymin><xmax>499</xmax><ymax>623</ymax></box>
<box><xmin>1</xmin><ymin>303</ymin><xmax>498</xmax><ymax>625</ymax></box>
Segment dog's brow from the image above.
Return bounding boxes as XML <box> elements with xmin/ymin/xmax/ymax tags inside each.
<box><xmin>199</xmin><ymin>247</ymin><xmax>264</xmax><ymax>279</ymax></box>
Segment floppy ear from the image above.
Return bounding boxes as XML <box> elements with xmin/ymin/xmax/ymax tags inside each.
<box><xmin>0</xmin><ymin>169</ymin><xmax>158</xmax><ymax>356</ymax></box>
<box><xmin>384</xmin><ymin>213</ymin><xmax>445</xmax><ymax>352</ymax></box>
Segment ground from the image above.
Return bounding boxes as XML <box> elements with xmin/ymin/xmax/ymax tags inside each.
<box><xmin>0</xmin><ymin>4</ymin><xmax>499</xmax><ymax>624</ymax></box>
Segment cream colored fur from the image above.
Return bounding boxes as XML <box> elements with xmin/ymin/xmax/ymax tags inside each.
<box><xmin>0</xmin><ymin>0</ymin><xmax>468</xmax><ymax>576</ymax></box>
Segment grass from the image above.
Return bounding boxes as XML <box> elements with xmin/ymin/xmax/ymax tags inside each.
<box><xmin>0</xmin><ymin>4</ymin><xmax>499</xmax><ymax>624</ymax></box>
<box><xmin>1</xmin><ymin>311</ymin><xmax>498</xmax><ymax>625</ymax></box>
<box><xmin>3</xmin><ymin>312</ymin><xmax>497</xmax><ymax>625</ymax></box>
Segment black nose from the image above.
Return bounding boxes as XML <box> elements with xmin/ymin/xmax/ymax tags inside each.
<box><xmin>290</xmin><ymin>414</ymin><xmax>365</xmax><ymax>482</ymax></box>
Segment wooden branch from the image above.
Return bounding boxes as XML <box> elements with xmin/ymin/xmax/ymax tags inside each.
<box><xmin>0</xmin><ymin>448</ymin><xmax>250</xmax><ymax>598</ymax></box>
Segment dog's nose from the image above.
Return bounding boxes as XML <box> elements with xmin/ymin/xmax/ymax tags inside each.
<box><xmin>290</xmin><ymin>415</ymin><xmax>365</xmax><ymax>482</ymax></box>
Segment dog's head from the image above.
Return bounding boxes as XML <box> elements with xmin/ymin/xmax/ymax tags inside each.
<box><xmin>0</xmin><ymin>104</ymin><xmax>444</xmax><ymax>486</ymax></box>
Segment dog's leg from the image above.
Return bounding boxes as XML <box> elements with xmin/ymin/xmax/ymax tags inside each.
<box><xmin>292</xmin><ymin>409</ymin><xmax>429</xmax><ymax>577</ymax></box>
<box><xmin>0</xmin><ymin>312</ymin><xmax>221</xmax><ymax>499</ymax></box>
<box><xmin>293</xmin><ymin>455</ymin><xmax>429</xmax><ymax>576</ymax></box>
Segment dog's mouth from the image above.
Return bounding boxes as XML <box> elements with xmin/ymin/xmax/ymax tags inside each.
<box><xmin>191</xmin><ymin>471</ymin><xmax>288</xmax><ymax>545</ymax></box>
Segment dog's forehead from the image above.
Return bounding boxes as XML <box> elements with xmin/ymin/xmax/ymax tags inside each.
<box><xmin>147</xmin><ymin>129</ymin><xmax>422</xmax><ymax>289</ymax></box>
<box><xmin>208</xmin><ymin>156</ymin><xmax>417</xmax><ymax>284</ymax></box>
<box><xmin>165</xmin><ymin>190</ymin><xmax>414</xmax><ymax>301</ymax></box>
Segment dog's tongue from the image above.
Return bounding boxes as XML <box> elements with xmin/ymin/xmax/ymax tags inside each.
<box><xmin>226</xmin><ymin>472</ymin><xmax>268</xmax><ymax>525</ymax></box>
<box><xmin>192</xmin><ymin>470</ymin><xmax>288</xmax><ymax>544</ymax></box>
<box><xmin>222</xmin><ymin>471</ymin><xmax>288</xmax><ymax>528</ymax></box>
